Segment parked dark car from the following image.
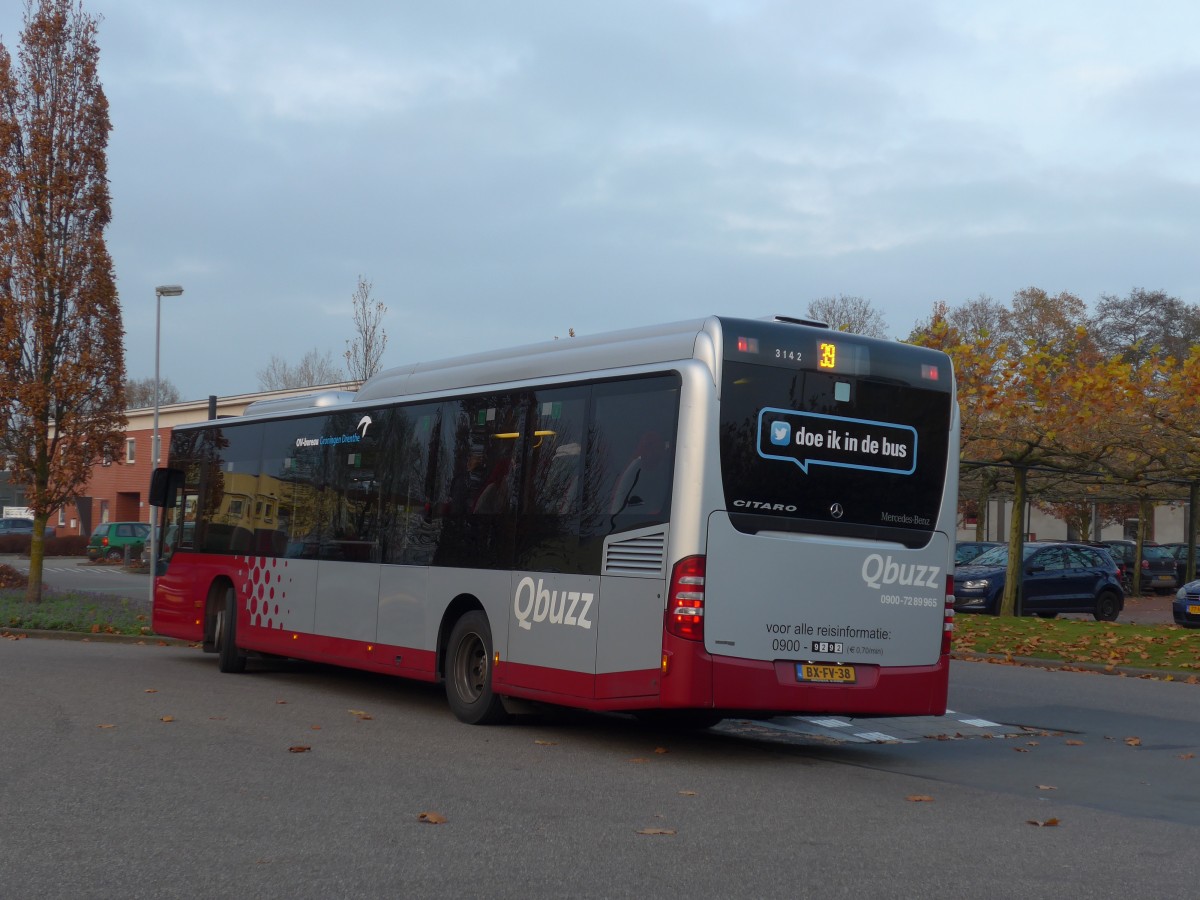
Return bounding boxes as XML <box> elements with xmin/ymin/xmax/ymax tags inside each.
<box><xmin>0</xmin><ymin>517</ymin><xmax>36</xmax><ymax>535</ymax></box>
<box><xmin>1160</xmin><ymin>543</ymin><xmax>1195</xmax><ymax>587</ymax></box>
<box><xmin>955</xmin><ymin>540</ymin><xmax>1003</xmax><ymax>565</ymax></box>
<box><xmin>1097</xmin><ymin>540</ymin><xmax>1177</xmax><ymax>595</ymax></box>
<box><xmin>1174</xmin><ymin>578</ymin><xmax>1200</xmax><ymax>628</ymax></box>
<box><xmin>0</xmin><ymin>517</ymin><xmax>55</xmax><ymax>538</ymax></box>
<box><xmin>86</xmin><ymin>521</ymin><xmax>151</xmax><ymax>561</ymax></box>
<box><xmin>953</xmin><ymin>542</ymin><xmax>1124</xmax><ymax>620</ymax></box>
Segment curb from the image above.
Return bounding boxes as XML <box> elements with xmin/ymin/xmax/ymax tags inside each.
<box><xmin>952</xmin><ymin>650</ymin><xmax>1198</xmax><ymax>682</ymax></box>
<box><xmin>1</xmin><ymin>628</ymin><xmax>192</xmax><ymax>647</ymax></box>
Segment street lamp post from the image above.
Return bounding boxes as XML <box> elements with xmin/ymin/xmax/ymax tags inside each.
<box><xmin>150</xmin><ymin>285</ymin><xmax>184</xmax><ymax>604</ymax></box>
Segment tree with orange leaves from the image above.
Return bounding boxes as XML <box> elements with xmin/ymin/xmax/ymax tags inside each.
<box><xmin>0</xmin><ymin>0</ymin><xmax>125</xmax><ymax>601</ymax></box>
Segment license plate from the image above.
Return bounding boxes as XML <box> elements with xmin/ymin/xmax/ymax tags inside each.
<box><xmin>1188</xmin><ymin>604</ymin><xmax>1200</xmax><ymax>616</ymax></box>
<box><xmin>797</xmin><ymin>663</ymin><xmax>856</xmax><ymax>684</ymax></box>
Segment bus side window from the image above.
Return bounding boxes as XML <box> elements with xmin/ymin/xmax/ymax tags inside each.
<box><xmin>431</xmin><ymin>395</ymin><xmax>523</xmax><ymax>569</ymax></box>
<box><xmin>580</xmin><ymin>375</ymin><xmax>681</xmax><ymax>568</ymax></box>
<box><xmin>515</xmin><ymin>388</ymin><xmax>587</xmax><ymax>573</ymax></box>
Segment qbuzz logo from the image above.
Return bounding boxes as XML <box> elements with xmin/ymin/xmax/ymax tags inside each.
<box><xmin>513</xmin><ymin>577</ymin><xmax>594</xmax><ymax>631</ymax></box>
<box><xmin>769</xmin><ymin>420</ymin><xmax>792</xmax><ymax>446</ymax></box>
<box><xmin>861</xmin><ymin>553</ymin><xmax>941</xmax><ymax>590</ymax></box>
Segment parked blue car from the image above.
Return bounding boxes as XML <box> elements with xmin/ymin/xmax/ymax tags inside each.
<box><xmin>955</xmin><ymin>540</ymin><xmax>1003</xmax><ymax>565</ymax></box>
<box><xmin>953</xmin><ymin>542</ymin><xmax>1124</xmax><ymax>621</ymax></box>
<box><xmin>1174</xmin><ymin>579</ymin><xmax>1200</xmax><ymax>629</ymax></box>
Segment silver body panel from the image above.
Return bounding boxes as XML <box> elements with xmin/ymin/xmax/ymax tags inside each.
<box><xmin>704</xmin><ymin>515</ymin><xmax>949</xmax><ymax>666</ymax></box>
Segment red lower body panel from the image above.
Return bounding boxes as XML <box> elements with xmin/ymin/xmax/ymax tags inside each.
<box><xmin>659</xmin><ymin>631</ymin><xmax>949</xmax><ymax>717</ymax></box>
<box><xmin>153</xmin><ymin>557</ymin><xmax>947</xmax><ymax>717</ymax></box>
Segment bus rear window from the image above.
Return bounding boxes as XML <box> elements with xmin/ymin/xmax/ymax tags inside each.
<box><xmin>719</xmin><ymin>359</ymin><xmax>952</xmax><ymax>545</ymax></box>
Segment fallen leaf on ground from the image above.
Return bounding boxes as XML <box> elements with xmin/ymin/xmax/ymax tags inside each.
<box><xmin>1027</xmin><ymin>818</ymin><xmax>1060</xmax><ymax>827</ymax></box>
<box><xmin>275</xmin><ymin>700</ymin><xmax>288</xmax><ymax>705</ymax></box>
<box><xmin>1124</xmin><ymin>737</ymin><xmax>1142</xmax><ymax>747</ymax></box>
<box><xmin>678</xmin><ymin>791</ymin><xmax>698</xmax><ymax>797</ymax></box>
<box><xmin>906</xmin><ymin>795</ymin><xmax>935</xmax><ymax>802</ymax></box>
<box><xmin>418</xmin><ymin>812</ymin><xmax>447</xmax><ymax>825</ymax></box>
<box><xmin>287</xmin><ymin>745</ymin><xmax>311</xmax><ymax>753</ymax></box>
<box><xmin>534</xmin><ymin>739</ymin><xmax>558</xmax><ymax>746</ymax></box>
<box><xmin>144</xmin><ymin>689</ymin><xmax>158</xmax><ymax>694</ymax></box>
<box><xmin>654</xmin><ymin>747</ymin><xmax>669</xmax><ymax>754</ymax></box>
<box><xmin>1036</xmin><ymin>785</ymin><xmax>1057</xmax><ymax>791</ymax></box>
<box><xmin>348</xmin><ymin>709</ymin><xmax>373</xmax><ymax>720</ymax></box>
<box><xmin>160</xmin><ymin>715</ymin><xmax>174</xmax><ymax>723</ymax></box>
<box><xmin>1179</xmin><ymin>753</ymin><xmax>1195</xmax><ymax>760</ymax></box>
<box><xmin>636</xmin><ymin>827</ymin><xmax>676</xmax><ymax>835</ymax></box>
<box><xmin>1065</xmin><ymin>740</ymin><xmax>1084</xmax><ymax>746</ymax></box>
<box><xmin>97</xmin><ymin>724</ymin><xmax>116</xmax><ymax>729</ymax></box>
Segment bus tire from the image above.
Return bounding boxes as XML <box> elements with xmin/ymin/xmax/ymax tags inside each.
<box><xmin>216</xmin><ymin>586</ymin><xmax>247</xmax><ymax>674</ymax></box>
<box><xmin>1093</xmin><ymin>590</ymin><xmax>1121</xmax><ymax>622</ymax></box>
<box><xmin>445</xmin><ymin>611</ymin><xmax>508</xmax><ymax>725</ymax></box>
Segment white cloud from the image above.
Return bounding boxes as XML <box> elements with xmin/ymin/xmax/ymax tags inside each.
<box><xmin>2</xmin><ymin>0</ymin><xmax>1198</xmax><ymax>398</ymax></box>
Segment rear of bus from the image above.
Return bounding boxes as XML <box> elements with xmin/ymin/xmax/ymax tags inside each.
<box><xmin>666</xmin><ymin>317</ymin><xmax>958</xmax><ymax>718</ymax></box>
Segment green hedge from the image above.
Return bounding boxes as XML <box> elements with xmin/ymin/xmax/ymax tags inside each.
<box><xmin>0</xmin><ymin>534</ymin><xmax>90</xmax><ymax>556</ymax></box>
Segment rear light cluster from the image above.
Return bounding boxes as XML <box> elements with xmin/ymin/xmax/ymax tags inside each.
<box><xmin>667</xmin><ymin>555</ymin><xmax>705</xmax><ymax>641</ymax></box>
<box><xmin>942</xmin><ymin>574</ymin><xmax>955</xmax><ymax>655</ymax></box>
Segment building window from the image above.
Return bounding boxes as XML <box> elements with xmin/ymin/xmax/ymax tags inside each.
<box><xmin>126</xmin><ymin>438</ymin><xmax>136</xmax><ymax>464</ymax></box>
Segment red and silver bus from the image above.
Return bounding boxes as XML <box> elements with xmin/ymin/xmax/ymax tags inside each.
<box><xmin>150</xmin><ymin>315</ymin><xmax>959</xmax><ymax>726</ymax></box>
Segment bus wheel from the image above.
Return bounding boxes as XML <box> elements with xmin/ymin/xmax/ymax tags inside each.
<box><xmin>215</xmin><ymin>586</ymin><xmax>247</xmax><ymax>674</ymax></box>
<box><xmin>445</xmin><ymin>611</ymin><xmax>508</xmax><ymax>725</ymax></box>
<box><xmin>1093</xmin><ymin>590</ymin><xmax>1121</xmax><ymax>623</ymax></box>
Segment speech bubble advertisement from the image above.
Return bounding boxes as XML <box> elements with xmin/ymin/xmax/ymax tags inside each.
<box><xmin>757</xmin><ymin>408</ymin><xmax>917</xmax><ymax>475</ymax></box>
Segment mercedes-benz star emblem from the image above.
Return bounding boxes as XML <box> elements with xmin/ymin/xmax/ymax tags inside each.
<box><xmin>830</xmin><ymin>503</ymin><xmax>844</xmax><ymax>519</ymax></box>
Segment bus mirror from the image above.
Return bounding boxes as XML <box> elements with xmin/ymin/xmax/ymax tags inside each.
<box><xmin>149</xmin><ymin>468</ymin><xmax>183</xmax><ymax>508</ymax></box>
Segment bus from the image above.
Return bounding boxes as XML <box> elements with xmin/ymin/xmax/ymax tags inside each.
<box><xmin>150</xmin><ymin>315</ymin><xmax>959</xmax><ymax>726</ymax></box>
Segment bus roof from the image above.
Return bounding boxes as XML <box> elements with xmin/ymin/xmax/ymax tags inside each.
<box><xmin>229</xmin><ymin>315</ymin><xmax>945</xmax><ymax>422</ymax></box>
<box><xmin>353</xmin><ymin>316</ymin><xmax>723</xmax><ymax>404</ymax></box>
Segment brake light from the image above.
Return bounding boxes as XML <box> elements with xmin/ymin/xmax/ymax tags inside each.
<box><xmin>942</xmin><ymin>574</ymin><xmax>955</xmax><ymax>655</ymax></box>
<box><xmin>102</xmin><ymin>536</ymin><xmax>109</xmax><ymax>547</ymax></box>
<box><xmin>667</xmin><ymin>556</ymin><xmax>705</xmax><ymax>641</ymax></box>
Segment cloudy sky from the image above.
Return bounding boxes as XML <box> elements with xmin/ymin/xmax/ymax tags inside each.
<box><xmin>3</xmin><ymin>0</ymin><xmax>1197</xmax><ymax>401</ymax></box>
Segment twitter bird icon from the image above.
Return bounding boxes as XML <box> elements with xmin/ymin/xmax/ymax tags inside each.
<box><xmin>770</xmin><ymin>421</ymin><xmax>791</xmax><ymax>446</ymax></box>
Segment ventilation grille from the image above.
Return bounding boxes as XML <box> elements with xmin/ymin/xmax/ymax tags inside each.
<box><xmin>603</xmin><ymin>528</ymin><xmax>668</xmax><ymax>578</ymax></box>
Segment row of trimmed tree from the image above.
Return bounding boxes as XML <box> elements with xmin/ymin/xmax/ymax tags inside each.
<box><xmin>903</xmin><ymin>290</ymin><xmax>1200</xmax><ymax>614</ymax></box>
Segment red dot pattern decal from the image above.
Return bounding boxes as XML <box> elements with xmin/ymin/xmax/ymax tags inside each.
<box><xmin>236</xmin><ymin>556</ymin><xmax>292</xmax><ymax>630</ymax></box>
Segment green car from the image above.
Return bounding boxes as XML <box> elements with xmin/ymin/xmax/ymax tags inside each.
<box><xmin>87</xmin><ymin>521</ymin><xmax>151</xmax><ymax>561</ymax></box>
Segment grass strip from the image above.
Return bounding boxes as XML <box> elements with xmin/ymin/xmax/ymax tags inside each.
<box><xmin>0</xmin><ymin>589</ymin><xmax>151</xmax><ymax>637</ymax></box>
<box><xmin>953</xmin><ymin>614</ymin><xmax>1200</xmax><ymax>679</ymax></box>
